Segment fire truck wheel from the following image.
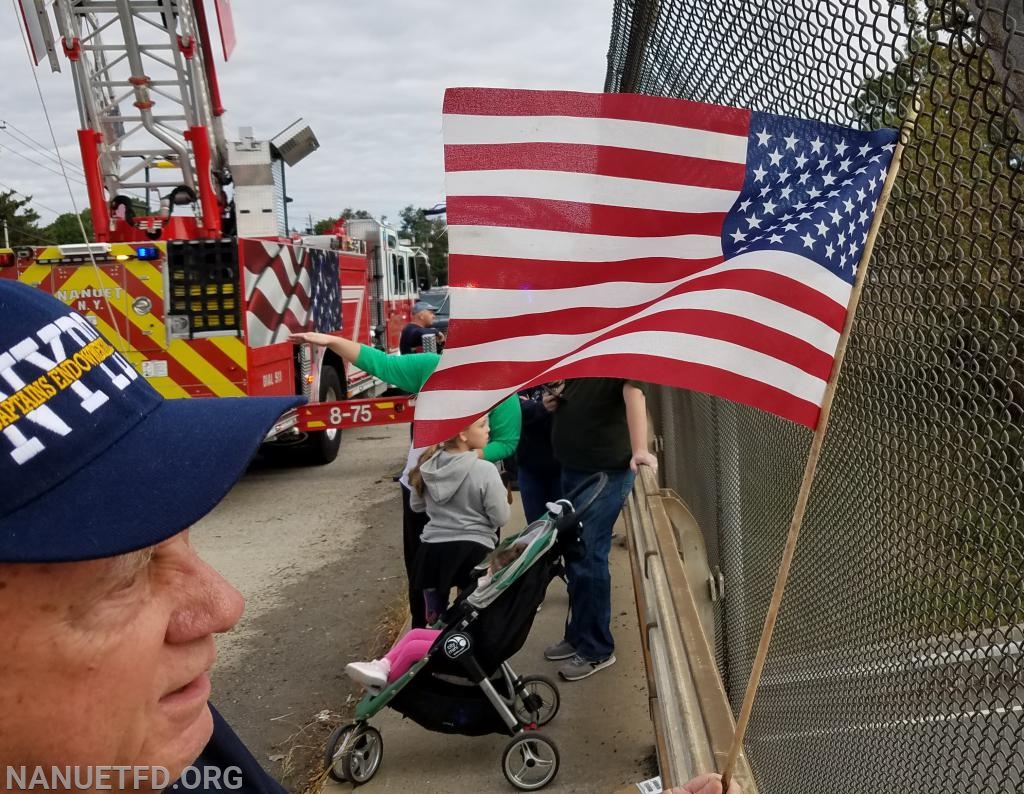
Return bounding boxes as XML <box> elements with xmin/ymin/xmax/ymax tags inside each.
<box><xmin>300</xmin><ymin>364</ymin><xmax>345</xmax><ymax>465</ymax></box>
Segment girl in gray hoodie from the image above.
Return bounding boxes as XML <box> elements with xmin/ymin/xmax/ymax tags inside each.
<box><xmin>408</xmin><ymin>415</ymin><xmax>512</xmax><ymax>625</ymax></box>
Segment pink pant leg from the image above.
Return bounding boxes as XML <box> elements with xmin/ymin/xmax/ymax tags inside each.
<box><xmin>383</xmin><ymin>628</ymin><xmax>441</xmax><ymax>681</ymax></box>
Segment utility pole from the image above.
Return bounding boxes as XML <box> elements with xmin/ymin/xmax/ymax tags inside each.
<box><xmin>2</xmin><ymin>218</ymin><xmax>9</xmax><ymax>249</ymax></box>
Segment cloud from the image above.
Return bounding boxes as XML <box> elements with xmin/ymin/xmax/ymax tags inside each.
<box><xmin>0</xmin><ymin>0</ymin><xmax>609</xmax><ymax>228</ymax></box>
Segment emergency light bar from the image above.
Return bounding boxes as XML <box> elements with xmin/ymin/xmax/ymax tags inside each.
<box><xmin>134</xmin><ymin>246</ymin><xmax>161</xmax><ymax>260</ymax></box>
<box><xmin>57</xmin><ymin>243</ymin><xmax>111</xmax><ymax>257</ymax></box>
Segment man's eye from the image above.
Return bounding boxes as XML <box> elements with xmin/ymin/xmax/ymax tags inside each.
<box><xmin>113</xmin><ymin>571</ymin><xmax>142</xmax><ymax>593</ymax></box>
<box><xmin>112</xmin><ymin>557</ymin><xmax>152</xmax><ymax>593</ymax></box>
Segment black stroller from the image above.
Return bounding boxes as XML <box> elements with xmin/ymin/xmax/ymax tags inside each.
<box><xmin>324</xmin><ymin>474</ymin><xmax>605</xmax><ymax>790</ymax></box>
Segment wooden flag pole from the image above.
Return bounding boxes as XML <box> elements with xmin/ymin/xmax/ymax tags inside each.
<box><xmin>719</xmin><ymin>119</ymin><xmax>913</xmax><ymax>791</ymax></box>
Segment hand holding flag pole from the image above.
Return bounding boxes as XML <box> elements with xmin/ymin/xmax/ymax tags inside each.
<box><xmin>718</xmin><ymin>111</ymin><xmax>915</xmax><ymax>791</ymax></box>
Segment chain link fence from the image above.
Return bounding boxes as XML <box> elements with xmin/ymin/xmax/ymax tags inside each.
<box><xmin>606</xmin><ymin>2</ymin><xmax>1023</xmax><ymax>791</ymax></box>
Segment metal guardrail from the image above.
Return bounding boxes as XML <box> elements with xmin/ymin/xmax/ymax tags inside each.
<box><xmin>623</xmin><ymin>466</ymin><xmax>757</xmax><ymax>792</ymax></box>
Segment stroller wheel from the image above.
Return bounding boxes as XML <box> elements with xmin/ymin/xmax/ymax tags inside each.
<box><xmin>324</xmin><ymin>723</ymin><xmax>383</xmax><ymax>784</ymax></box>
<box><xmin>324</xmin><ymin>723</ymin><xmax>358</xmax><ymax>782</ymax></box>
<box><xmin>501</xmin><ymin>731</ymin><xmax>560</xmax><ymax>790</ymax></box>
<box><xmin>513</xmin><ymin>675</ymin><xmax>561</xmax><ymax>726</ymax></box>
<box><xmin>342</xmin><ymin>725</ymin><xmax>384</xmax><ymax>784</ymax></box>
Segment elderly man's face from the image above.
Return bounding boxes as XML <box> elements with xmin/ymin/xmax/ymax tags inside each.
<box><xmin>0</xmin><ymin>531</ymin><xmax>243</xmax><ymax>781</ymax></box>
<box><xmin>415</xmin><ymin>309</ymin><xmax>435</xmax><ymax>326</ymax></box>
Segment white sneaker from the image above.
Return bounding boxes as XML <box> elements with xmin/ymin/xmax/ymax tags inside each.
<box><xmin>345</xmin><ymin>659</ymin><xmax>390</xmax><ymax>690</ymax></box>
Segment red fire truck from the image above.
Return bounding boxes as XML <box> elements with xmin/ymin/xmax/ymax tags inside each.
<box><xmin>2</xmin><ymin>0</ymin><xmax>423</xmax><ymax>463</ymax></box>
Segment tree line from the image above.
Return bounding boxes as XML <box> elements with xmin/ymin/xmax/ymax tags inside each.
<box><xmin>312</xmin><ymin>205</ymin><xmax>449</xmax><ymax>286</ymax></box>
<box><xmin>2</xmin><ymin>194</ymin><xmax>450</xmax><ymax>287</ymax></box>
<box><xmin>0</xmin><ymin>190</ymin><xmax>95</xmax><ymax>247</ymax></box>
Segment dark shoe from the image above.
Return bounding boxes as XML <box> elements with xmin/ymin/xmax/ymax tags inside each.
<box><xmin>543</xmin><ymin>640</ymin><xmax>576</xmax><ymax>661</ymax></box>
<box><xmin>558</xmin><ymin>653</ymin><xmax>617</xmax><ymax>681</ymax></box>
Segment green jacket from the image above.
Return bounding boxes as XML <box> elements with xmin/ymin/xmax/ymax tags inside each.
<box><xmin>355</xmin><ymin>346</ymin><xmax>521</xmax><ymax>462</ymax></box>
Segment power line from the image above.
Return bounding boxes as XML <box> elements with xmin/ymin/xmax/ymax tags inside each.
<box><xmin>0</xmin><ymin>122</ymin><xmax>87</xmax><ymax>177</ymax></box>
<box><xmin>11</xmin><ymin>0</ymin><xmax>125</xmax><ymax>346</ymax></box>
<box><xmin>0</xmin><ymin>120</ymin><xmax>87</xmax><ymax>174</ymax></box>
<box><xmin>0</xmin><ymin>223</ymin><xmax>58</xmax><ymax>246</ymax></box>
<box><xmin>19</xmin><ymin>229</ymin><xmax>58</xmax><ymax>246</ymax></box>
<box><xmin>0</xmin><ymin>180</ymin><xmax>67</xmax><ymax>216</ymax></box>
<box><xmin>0</xmin><ymin>142</ymin><xmax>88</xmax><ymax>185</ymax></box>
<box><xmin>0</xmin><ymin>126</ymin><xmax>146</xmax><ymax>205</ymax></box>
<box><xmin>0</xmin><ymin>162</ymin><xmax>145</xmax><ymax>215</ymax></box>
<box><xmin>0</xmin><ymin>125</ymin><xmax>147</xmax><ymax>207</ymax></box>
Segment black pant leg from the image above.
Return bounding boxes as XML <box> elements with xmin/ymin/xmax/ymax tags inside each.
<box><xmin>401</xmin><ymin>485</ymin><xmax>430</xmax><ymax>627</ymax></box>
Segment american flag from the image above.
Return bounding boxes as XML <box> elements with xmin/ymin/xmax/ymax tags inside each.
<box><xmin>309</xmin><ymin>248</ymin><xmax>342</xmax><ymax>333</ymax></box>
<box><xmin>243</xmin><ymin>244</ymin><xmax>341</xmax><ymax>345</ymax></box>
<box><xmin>413</xmin><ymin>88</ymin><xmax>897</xmax><ymax>445</ymax></box>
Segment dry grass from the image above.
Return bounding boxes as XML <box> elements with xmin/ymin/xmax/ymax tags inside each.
<box><xmin>277</xmin><ymin>709</ymin><xmax>345</xmax><ymax>793</ymax></box>
<box><xmin>370</xmin><ymin>594</ymin><xmax>413</xmax><ymax>658</ymax></box>
<box><xmin>274</xmin><ymin>593</ymin><xmax>409</xmax><ymax>794</ymax></box>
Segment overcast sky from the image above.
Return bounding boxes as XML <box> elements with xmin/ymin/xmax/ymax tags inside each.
<box><xmin>0</xmin><ymin>0</ymin><xmax>611</xmax><ymax>230</ymax></box>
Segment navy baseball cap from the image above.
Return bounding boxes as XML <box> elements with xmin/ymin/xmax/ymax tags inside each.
<box><xmin>412</xmin><ymin>301</ymin><xmax>435</xmax><ymax>314</ymax></box>
<box><xmin>0</xmin><ymin>281</ymin><xmax>303</xmax><ymax>563</ymax></box>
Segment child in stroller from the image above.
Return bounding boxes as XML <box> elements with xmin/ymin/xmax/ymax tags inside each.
<box><xmin>324</xmin><ymin>474</ymin><xmax>606</xmax><ymax>791</ymax></box>
<box><xmin>346</xmin><ymin>529</ymin><xmax>541</xmax><ymax>690</ymax></box>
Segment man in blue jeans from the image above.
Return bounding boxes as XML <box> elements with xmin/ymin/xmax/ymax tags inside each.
<box><xmin>542</xmin><ymin>377</ymin><xmax>658</xmax><ymax>681</ymax></box>
<box><xmin>514</xmin><ymin>383</ymin><xmax>562</xmax><ymax>523</ymax></box>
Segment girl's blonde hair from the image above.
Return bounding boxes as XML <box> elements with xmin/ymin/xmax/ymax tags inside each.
<box><xmin>407</xmin><ymin>420</ymin><xmax>479</xmax><ymax>493</ymax></box>
<box><xmin>408</xmin><ymin>444</ymin><xmax>439</xmax><ymax>496</ymax></box>
<box><xmin>407</xmin><ymin>425</ymin><xmax>474</xmax><ymax>495</ymax></box>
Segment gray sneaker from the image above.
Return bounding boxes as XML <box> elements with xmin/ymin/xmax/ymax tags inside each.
<box><xmin>543</xmin><ymin>640</ymin><xmax>576</xmax><ymax>661</ymax></box>
<box><xmin>558</xmin><ymin>653</ymin><xmax>617</xmax><ymax>681</ymax></box>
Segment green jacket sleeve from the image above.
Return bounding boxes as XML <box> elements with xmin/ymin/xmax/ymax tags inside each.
<box><xmin>482</xmin><ymin>393</ymin><xmax>521</xmax><ymax>463</ymax></box>
<box><xmin>356</xmin><ymin>345</ymin><xmax>520</xmax><ymax>460</ymax></box>
<box><xmin>354</xmin><ymin>346</ymin><xmax>440</xmax><ymax>393</ymax></box>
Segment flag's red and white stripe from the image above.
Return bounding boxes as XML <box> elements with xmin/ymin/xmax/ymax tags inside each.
<box><xmin>243</xmin><ymin>242</ymin><xmax>311</xmax><ymax>345</ymax></box>
<box><xmin>413</xmin><ymin>89</ymin><xmax>853</xmax><ymax>444</ymax></box>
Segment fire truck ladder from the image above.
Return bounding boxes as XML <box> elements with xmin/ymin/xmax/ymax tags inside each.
<box><xmin>34</xmin><ymin>0</ymin><xmax>228</xmax><ymax>239</ymax></box>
